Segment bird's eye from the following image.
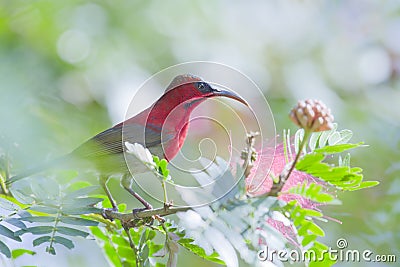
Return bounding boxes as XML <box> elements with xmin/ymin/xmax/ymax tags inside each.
<box><xmin>198</xmin><ymin>82</ymin><xmax>205</xmax><ymax>91</ymax></box>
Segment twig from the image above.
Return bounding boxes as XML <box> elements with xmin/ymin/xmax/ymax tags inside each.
<box><xmin>102</xmin><ymin>206</ymin><xmax>190</xmax><ymax>224</ymax></box>
<box><xmin>241</xmin><ymin>131</ymin><xmax>259</xmax><ymax>178</ymax></box>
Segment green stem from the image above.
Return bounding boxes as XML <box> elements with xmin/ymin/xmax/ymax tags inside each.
<box><xmin>267</xmin><ymin>129</ymin><xmax>312</xmax><ymax>197</ymax></box>
<box><xmin>48</xmin><ymin>208</ymin><xmax>62</xmax><ymax>253</ymax></box>
<box><xmin>0</xmin><ymin>174</ymin><xmax>9</xmax><ymax>195</ymax></box>
<box><xmin>123</xmin><ymin>225</ymin><xmax>140</xmax><ymax>267</ymax></box>
<box><xmin>0</xmin><ymin>153</ymin><xmax>10</xmax><ymax>195</ymax></box>
<box><xmin>161</xmin><ymin>180</ymin><xmax>168</xmax><ymax>205</ymax></box>
<box><xmin>285</xmin><ymin>130</ymin><xmax>311</xmax><ymax>181</ymax></box>
<box><xmin>283</xmin><ymin>129</ymin><xmax>290</xmax><ymax>164</ymax></box>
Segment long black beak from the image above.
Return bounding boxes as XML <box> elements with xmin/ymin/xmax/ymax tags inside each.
<box><xmin>211</xmin><ymin>88</ymin><xmax>248</xmax><ymax>107</ymax></box>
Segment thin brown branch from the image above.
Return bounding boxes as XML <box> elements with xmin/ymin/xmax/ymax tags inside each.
<box><xmin>102</xmin><ymin>206</ymin><xmax>190</xmax><ymax>224</ymax></box>
<box><xmin>267</xmin><ymin>163</ymin><xmax>292</xmax><ymax>197</ymax></box>
<box><xmin>241</xmin><ymin>131</ymin><xmax>259</xmax><ymax>178</ymax></box>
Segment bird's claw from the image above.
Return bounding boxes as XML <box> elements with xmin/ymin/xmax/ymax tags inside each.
<box><xmin>132</xmin><ymin>207</ymin><xmax>148</xmax><ymax>214</ymax></box>
<box><xmin>102</xmin><ymin>207</ymin><xmax>118</xmax><ymax>221</ymax></box>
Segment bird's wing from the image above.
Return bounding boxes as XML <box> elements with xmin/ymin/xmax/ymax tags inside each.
<box><xmin>72</xmin><ymin>123</ymin><xmax>173</xmax><ymax>158</ymax></box>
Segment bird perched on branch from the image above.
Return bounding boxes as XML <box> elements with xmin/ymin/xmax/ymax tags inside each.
<box><xmin>7</xmin><ymin>74</ymin><xmax>248</xmax><ymax>210</ymax></box>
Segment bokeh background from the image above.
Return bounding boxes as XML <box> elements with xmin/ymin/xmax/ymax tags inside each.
<box><xmin>1</xmin><ymin>0</ymin><xmax>399</xmax><ymax>266</ymax></box>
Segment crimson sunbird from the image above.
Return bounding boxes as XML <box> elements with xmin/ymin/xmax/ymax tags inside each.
<box><xmin>7</xmin><ymin>74</ymin><xmax>248</xmax><ymax>210</ymax></box>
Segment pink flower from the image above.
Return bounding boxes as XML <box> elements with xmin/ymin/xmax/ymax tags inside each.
<box><xmin>245</xmin><ymin>139</ymin><xmax>332</xmax><ymax>246</ymax></box>
<box><xmin>245</xmin><ymin>142</ymin><xmax>323</xmax><ymax>209</ymax></box>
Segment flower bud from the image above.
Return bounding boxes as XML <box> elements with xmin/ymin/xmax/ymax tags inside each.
<box><xmin>289</xmin><ymin>99</ymin><xmax>334</xmax><ymax>132</ymax></box>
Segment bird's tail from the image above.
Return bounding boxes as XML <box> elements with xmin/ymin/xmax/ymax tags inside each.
<box><xmin>5</xmin><ymin>156</ymin><xmax>67</xmax><ymax>186</ymax></box>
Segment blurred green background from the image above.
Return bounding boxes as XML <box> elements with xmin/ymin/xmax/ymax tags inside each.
<box><xmin>0</xmin><ymin>0</ymin><xmax>399</xmax><ymax>266</ymax></box>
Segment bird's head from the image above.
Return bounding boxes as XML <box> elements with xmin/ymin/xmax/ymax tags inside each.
<box><xmin>162</xmin><ymin>74</ymin><xmax>248</xmax><ymax>110</ymax></box>
<box><xmin>141</xmin><ymin>74</ymin><xmax>248</xmax><ymax>161</ymax></box>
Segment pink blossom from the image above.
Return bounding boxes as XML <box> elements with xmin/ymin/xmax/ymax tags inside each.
<box><xmin>245</xmin><ymin>140</ymin><xmax>332</xmax><ymax>246</ymax></box>
<box><xmin>245</xmin><ymin>142</ymin><xmax>323</xmax><ymax>209</ymax></box>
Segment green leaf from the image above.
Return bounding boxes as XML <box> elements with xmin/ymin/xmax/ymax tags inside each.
<box><xmin>158</xmin><ymin>159</ymin><xmax>170</xmax><ymax>178</ymax></box>
<box><xmin>33</xmin><ymin>236</ymin><xmax>51</xmax><ymax>246</ymax></box>
<box><xmin>65</xmin><ymin>185</ymin><xmax>99</xmax><ymax>198</ymax></box>
<box><xmin>30</xmin><ymin>205</ymin><xmax>59</xmax><ymax>214</ymax></box>
<box><xmin>56</xmin><ymin>226</ymin><xmax>89</xmax><ymax>238</ymax></box>
<box><xmin>301</xmin><ymin>234</ymin><xmax>317</xmax><ymax>247</ymax></box>
<box><xmin>112</xmin><ymin>234</ymin><xmax>130</xmax><ymax>247</ymax></box>
<box><xmin>147</xmin><ymin>229</ymin><xmax>156</xmax><ymax>241</ymax></box>
<box><xmin>309</xmin><ymin>132</ymin><xmax>322</xmax><ymax>151</ymax></box>
<box><xmin>314</xmin><ymin>143</ymin><xmax>363</xmax><ymax>154</ymax></box>
<box><xmin>139</xmin><ymin>229</ymin><xmax>149</xmax><ymax>248</ymax></box>
<box><xmin>141</xmin><ymin>243</ymin><xmax>149</xmax><ymax>260</ymax></box>
<box><xmin>53</xmin><ymin>236</ymin><xmax>75</xmax><ymax>249</ymax></box>
<box><xmin>90</xmin><ymin>227</ymin><xmax>108</xmax><ymax>242</ymax></box>
<box><xmin>313</xmin><ymin>193</ymin><xmax>334</xmax><ymax>203</ymax></box>
<box><xmin>348</xmin><ymin>181</ymin><xmax>380</xmax><ymax>191</ymax></box>
<box><xmin>309</xmin><ymin>241</ymin><xmax>336</xmax><ymax>266</ymax></box>
<box><xmin>31</xmin><ymin>178</ymin><xmax>60</xmax><ymax>200</ymax></box>
<box><xmin>118</xmin><ymin>203</ymin><xmax>127</xmax><ymax>212</ymax></box>
<box><xmin>296</xmin><ymin>153</ymin><xmax>325</xmax><ymax>170</ymax></box>
<box><xmin>327</xmin><ymin>132</ymin><xmax>341</xmax><ymax>145</ymax></box>
<box><xmin>59</xmin><ymin>216</ymin><xmax>99</xmax><ymax>226</ymax></box>
<box><xmin>176</xmin><ymin>238</ymin><xmax>193</xmax><ymax>244</ymax></box>
<box><xmin>302</xmin><ymin>209</ymin><xmax>323</xmax><ymax>218</ymax></box>
<box><xmin>321</xmin><ymin>128</ymin><xmax>353</xmax><ymax>147</ymax></box>
<box><xmin>178</xmin><ymin>240</ymin><xmax>225</xmax><ymax>265</ymax></box>
<box><xmin>0</xmin><ymin>225</ymin><xmax>22</xmax><ymax>241</ymax></box>
<box><xmin>339</xmin><ymin>153</ymin><xmax>351</xmax><ymax>167</ymax></box>
<box><xmin>62</xmin><ymin>206</ymin><xmax>102</xmax><ymax>215</ymax></box>
<box><xmin>307</xmin><ymin>222</ymin><xmax>325</xmax><ymax>236</ymax></box>
<box><xmin>15</xmin><ymin>226</ymin><xmax>53</xmax><ymax>236</ymax></box>
<box><xmin>63</xmin><ymin>197</ymin><xmax>104</xmax><ymax>207</ymax></box>
<box><xmin>0</xmin><ymin>197</ymin><xmax>19</xmax><ymax>211</ymax></box>
<box><xmin>18</xmin><ymin>210</ymin><xmax>32</xmax><ymax>218</ymax></box>
<box><xmin>117</xmin><ymin>245</ymin><xmax>134</xmax><ymax>259</ymax></box>
<box><xmin>104</xmin><ymin>242</ymin><xmax>123</xmax><ymax>267</ymax></box>
<box><xmin>318</xmin><ymin>123</ymin><xmax>337</xmax><ymax>147</ymax></box>
<box><xmin>10</xmin><ymin>189</ymin><xmax>35</xmax><ymax>204</ymax></box>
<box><xmin>11</xmin><ymin>248</ymin><xmax>36</xmax><ymax>259</ymax></box>
<box><xmin>66</xmin><ymin>181</ymin><xmax>93</xmax><ymax>193</ymax></box>
<box><xmin>46</xmin><ymin>245</ymin><xmax>56</xmax><ymax>255</ymax></box>
<box><xmin>149</xmin><ymin>243</ymin><xmax>164</xmax><ymax>256</ymax></box>
<box><xmin>294</xmin><ymin>128</ymin><xmax>305</xmax><ymax>154</ymax></box>
<box><xmin>288</xmin><ymin>182</ymin><xmax>334</xmax><ymax>203</ymax></box>
<box><xmin>19</xmin><ymin>216</ymin><xmax>56</xmax><ymax>223</ymax></box>
<box><xmin>4</xmin><ymin>218</ymin><xmax>27</xmax><ymax>229</ymax></box>
<box><xmin>152</xmin><ymin>156</ymin><xmax>160</xmax><ymax>165</ymax></box>
<box><xmin>0</xmin><ymin>240</ymin><xmax>11</xmax><ymax>258</ymax></box>
<box><xmin>337</xmin><ymin>129</ymin><xmax>353</xmax><ymax>144</ymax></box>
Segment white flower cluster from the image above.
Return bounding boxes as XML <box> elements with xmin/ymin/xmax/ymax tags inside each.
<box><xmin>124</xmin><ymin>142</ymin><xmax>156</xmax><ymax>169</ymax></box>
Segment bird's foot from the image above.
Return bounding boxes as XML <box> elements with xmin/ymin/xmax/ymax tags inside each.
<box><xmin>102</xmin><ymin>207</ymin><xmax>118</xmax><ymax>221</ymax></box>
<box><xmin>132</xmin><ymin>207</ymin><xmax>148</xmax><ymax>214</ymax></box>
<box><xmin>131</xmin><ymin>204</ymin><xmax>153</xmax><ymax>219</ymax></box>
<box><xmin>131</xmin><ymin>206</ymin><xmax>165</xmax><ymax>224</ymax></box>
